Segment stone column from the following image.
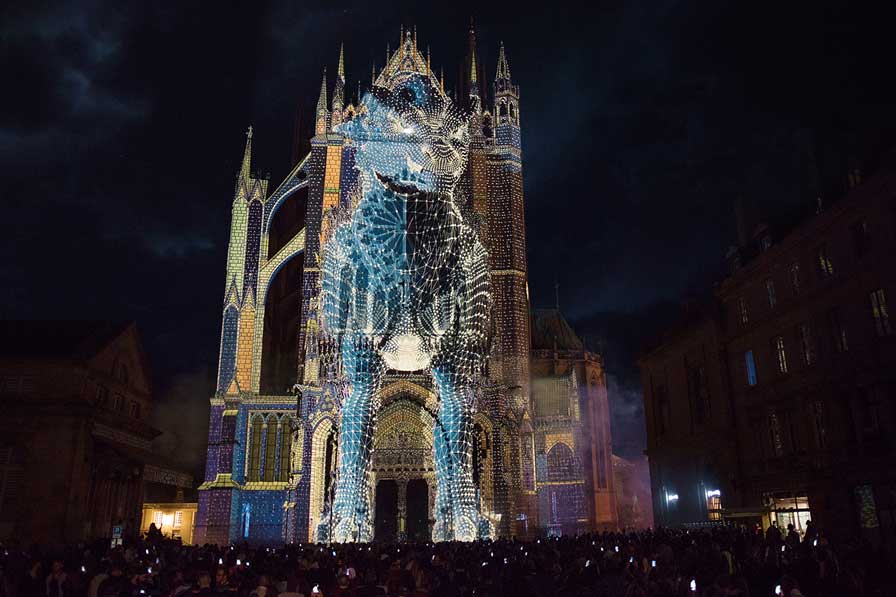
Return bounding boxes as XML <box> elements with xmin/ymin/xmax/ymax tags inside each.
<box><xmin>397</xmin><ymin>478</ymin><xmax>408</xmax><ymax>539</ymax></box>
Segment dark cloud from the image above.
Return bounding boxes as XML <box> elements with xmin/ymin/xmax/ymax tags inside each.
<box><xmin>3</xmin><ymin>0</ymin><xmax>895</xmax><ymax>469</ymax></box>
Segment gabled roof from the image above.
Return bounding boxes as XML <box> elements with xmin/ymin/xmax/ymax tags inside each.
<box><xmin>531</xmin><ymin>309</ymin><xmax>584</xmax><ymax>351</ymax></box>
<box><xmin>0</xmin><ymin>320</ymin><xmax>153</xmax><ymax>393</ymax></box>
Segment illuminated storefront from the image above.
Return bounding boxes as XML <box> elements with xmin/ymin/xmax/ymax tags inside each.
<box><xmin>141</xmin><ymin>503</ymin><xmax>197</xmax><ymax>544</ymax></box>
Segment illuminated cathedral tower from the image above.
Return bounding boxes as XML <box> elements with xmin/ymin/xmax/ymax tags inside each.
<box><xmin>194</xmin><ymin>24</ymin><xmax>616</xmax><ymax>546</ymax></box>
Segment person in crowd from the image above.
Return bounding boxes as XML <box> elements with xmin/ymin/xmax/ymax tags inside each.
<box><xmin>2</xmin><ymin>524</ymin><xmax>895</xmax><ymax>597</ymax></box>
<box><xmin>45</xmin><ymin>561</ymin><xmax>71</xmax><ymax>597</ymax></box>
<box><xmin>18</xmin><ymin>559</ymin><xmax>43</xmax><ymax>597</ymax></box>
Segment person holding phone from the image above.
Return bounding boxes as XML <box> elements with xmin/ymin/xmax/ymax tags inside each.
<box><xmin>778</xmin><ymin>575</ymin><xmax>804</xmax><ymax>596</ymax></box>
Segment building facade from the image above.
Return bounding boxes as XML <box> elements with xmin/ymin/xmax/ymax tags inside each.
<box><xmin>641</xmin><ymin>161</ymin><xmax>896</xmax><ymax>545</ymax></box>
<box><xmin>195</xmin><ymin>25</ymin><xmax>618</xmax><ymax>545</ymax></box>
<box><xmin>0</xmin><ymin>322</ymin><xmax>193</xmax><ymax>544</ymax></box>
<box><xmin>530</xmin><ymin>309</ymin><xmax>617</xmax><ymax>535</ymax></box>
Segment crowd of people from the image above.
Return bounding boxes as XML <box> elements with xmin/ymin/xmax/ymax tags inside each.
<box><xmin>1</xmin><ymin>523</ymin><xmax>893</xmax><ymax>597</ymax></box>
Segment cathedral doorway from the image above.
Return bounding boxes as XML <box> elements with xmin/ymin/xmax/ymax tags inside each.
<box><xmin>374</xmin><ymin>480</ymin><xmax>398</xmax><ymax>542</ymax></box>
<box><xmin>406</xmin><ymin>479</ymin><xmax>429</xmax><ymax>541</ymax></box>
<box><xmin>370</xmin><ymin>389</ymin><xmax>436</xmax><ymax>541</ymax></box>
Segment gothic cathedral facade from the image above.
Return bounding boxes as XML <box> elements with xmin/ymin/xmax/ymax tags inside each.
<box><xmin>195</xmin><ymin>25</ymin><xmax>616</xmax><ymax>545</ymax></box>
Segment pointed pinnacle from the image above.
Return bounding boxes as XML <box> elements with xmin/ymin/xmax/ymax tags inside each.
<box><xmin>240</xmin><ymin>125</ymin><xmax>253</xmax><ymax>181</ymax></box>
<box><xmin>337</xmin><ymin>43</ymin><xmax>345</xmax><ymax>79</ymax></box>
<box><xmin>316</xmin><ymin>68</ymin><xmax>328</xmax><ymax>112</ymax></box>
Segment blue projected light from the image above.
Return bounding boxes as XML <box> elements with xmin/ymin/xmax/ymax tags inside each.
<box><xmin>319</xmin><ymin>73</ymin><xmax>491</xmax><ymax>542</ymax></box>
<box><xmin>745</xmin><ymin>350</ymin><xmax>757</xmax><ymax>386</ymax></box>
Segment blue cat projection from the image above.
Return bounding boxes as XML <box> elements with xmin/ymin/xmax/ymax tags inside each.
<box><xmin>320</xmin><ymin>73</ymin><xmax>491</xmax><ymax>542</ymax></box>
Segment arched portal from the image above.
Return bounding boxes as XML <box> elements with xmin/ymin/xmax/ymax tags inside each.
<box><xmin>307</xmin><ymin>416</ymin><xmax>337</xmax><ymax>542</ymax></box>
<box><xmin>370</xmin><ymin>395</ymin><xmax>436</xmax><ymax>541</ymax></box>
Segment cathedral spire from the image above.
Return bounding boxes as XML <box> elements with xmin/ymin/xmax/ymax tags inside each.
<box><xmin>426</xmin><ymin>45</ymin><xmax>431</xmax><ymax>75</ymax></box>
<box><xmin>496</xmin><ymin>41</ymin><xmax>512</xmax><ymax>82</ymax></box>
<box><xmin>315</xmin><ymin>69</ymin><xmax>328</xmax><ymax>135</ymax></box>
<box><xmin>467</xmin><ymin>17</ymin><xmax>480</xmax><ymax>100</ymax></box>
<box><xmin>332</xmin><ymin>44</ymin><xmax>345</xmax><ymax>115</ymax></box>
<box><xmin>239</xmin><ymin>125</ymin><xmax>253</xmax><ymax>183</ymax></box>
<box><xmin>316</xmin><ymin>68</ymin><xmax>328</xmax><ymax>113</ymax></box>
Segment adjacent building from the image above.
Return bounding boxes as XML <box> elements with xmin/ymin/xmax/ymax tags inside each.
<box><xmin>530</xmin><ymin>309</ymin><xmax>617</xmax><ymax>535</ymax></box>
<box><xmin>0</xmin><ymin>322</ymin><xmax>194</xmax><ymax>545</ymax></box>
<box><xmin>641</xmin><ymin>158</ymin><xmax>896</xmax><ymax>544</ymax></box>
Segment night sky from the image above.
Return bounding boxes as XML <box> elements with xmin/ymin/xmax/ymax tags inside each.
<box><xmin>3</xmin><ymin>1</ymin><xmax>895</xmax><ymax>476</ymax></box>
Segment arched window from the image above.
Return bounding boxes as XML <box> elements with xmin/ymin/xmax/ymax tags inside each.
<box><xmin>509</xmin><ymin>102</ymin><xmax>516</xmax><ymax>121</ymax></box>
<box><xmin>278</xmin><ymin>416</ymin><xmax>293</xmax><ymax>482</ymax></box>
<box><xmin>546</xmin><ymin>443</ymin><xmax>577</xmax><ymax>483</ymax></box>
<box><xmin>499</xmin><ymin>101</ymin><xmax>508</xmax><ymax>117</ymax></box>
<box><xmin>247</xmin><ymin>415</ymin><xmax>264</xmax><ymax>482</ymax></box>
<box><xmin>263</xmin><ymin>416</ymin><xmax>278</xmax><ymax>481</ymax></box>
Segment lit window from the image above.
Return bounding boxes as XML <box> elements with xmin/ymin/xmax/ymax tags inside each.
<box><xmin>174</xmin><ymin>511</ymin><xmax>183</xmax><ymax>528</ymax></box>
<box><xmin>744</xmin><ymin>351</ymin><xmax>757</xmax><ymax>386</ymax></box>
<box><xmin>789</xmin><ymin>262</ymin><xmax>801</xmax><ymax>296</ymax></box>
<box><xmin>870</xmin><ymin>288</ymin><xmax>891</xmax><ymax>337</ymax></box>
<box><xmin>829</xmin><ymin>308</ymin><xmax>848</xmax><ymax>352</ymax></box>
<box><xmin>706</xmin><ymin>490</ymin><xmax>722</xmax><ymax>521</ymax></box>
<box><xmin>817</xmin><ymin>245</ymin><xmax>834</xmax><ymax>278</ymax></box>
<box><xmin>278</xmin><ymin>417</ymin><xmax>293</xmax><ymax>482</ymax></box>
<box><xmin>766</xmin><ymin>279</ymin><xmax>777</xmax><ymax>309</ymax></box>
<box><xmin>152</xmin><ymin>511</ymin><xmax>163</xmax><ymax>527</ymax></box>
<box><xmin>247</xmin><ymin>415</ymin><xmax>264</xmax><ymax>482</ymax></box>
<box><xmin>773</xmin><ymin>336</ymin><xmax>788</xmax><ymax>374</ymax></box>
<box><xmin>264</xmin><ymin>420</ymin><xmax>278</xmax><ymax>482</ymax></box>
<box><xmin>738</xmin><ymin>296</ymin><xmax>749</xmax><ymax>325</ymax></box>
<box><xmin>798</xmin><ymin>323</ymin><xmax>814</xmax><ymax>366</ymax></box>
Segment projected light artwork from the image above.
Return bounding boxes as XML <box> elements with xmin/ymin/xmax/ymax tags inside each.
<box><xmin>320</xmin><ymin>72</ymin><xmax>491</xmax><ymax>542</ymax></box>
<box><xmin>194</xmin><ymin>25</ymin><xmax>616</xmax><ymax>547</ymax></box>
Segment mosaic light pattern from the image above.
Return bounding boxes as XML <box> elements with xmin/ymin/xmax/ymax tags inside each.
<box><xmin>320</xmin><ymin>71</ymin><xmax>490</xmax><ymax>542</ymax></box>
<box><xmin>195</xmin><ymin>26</ymin><xmax>611</xmax><ymax>547</ymax></box>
